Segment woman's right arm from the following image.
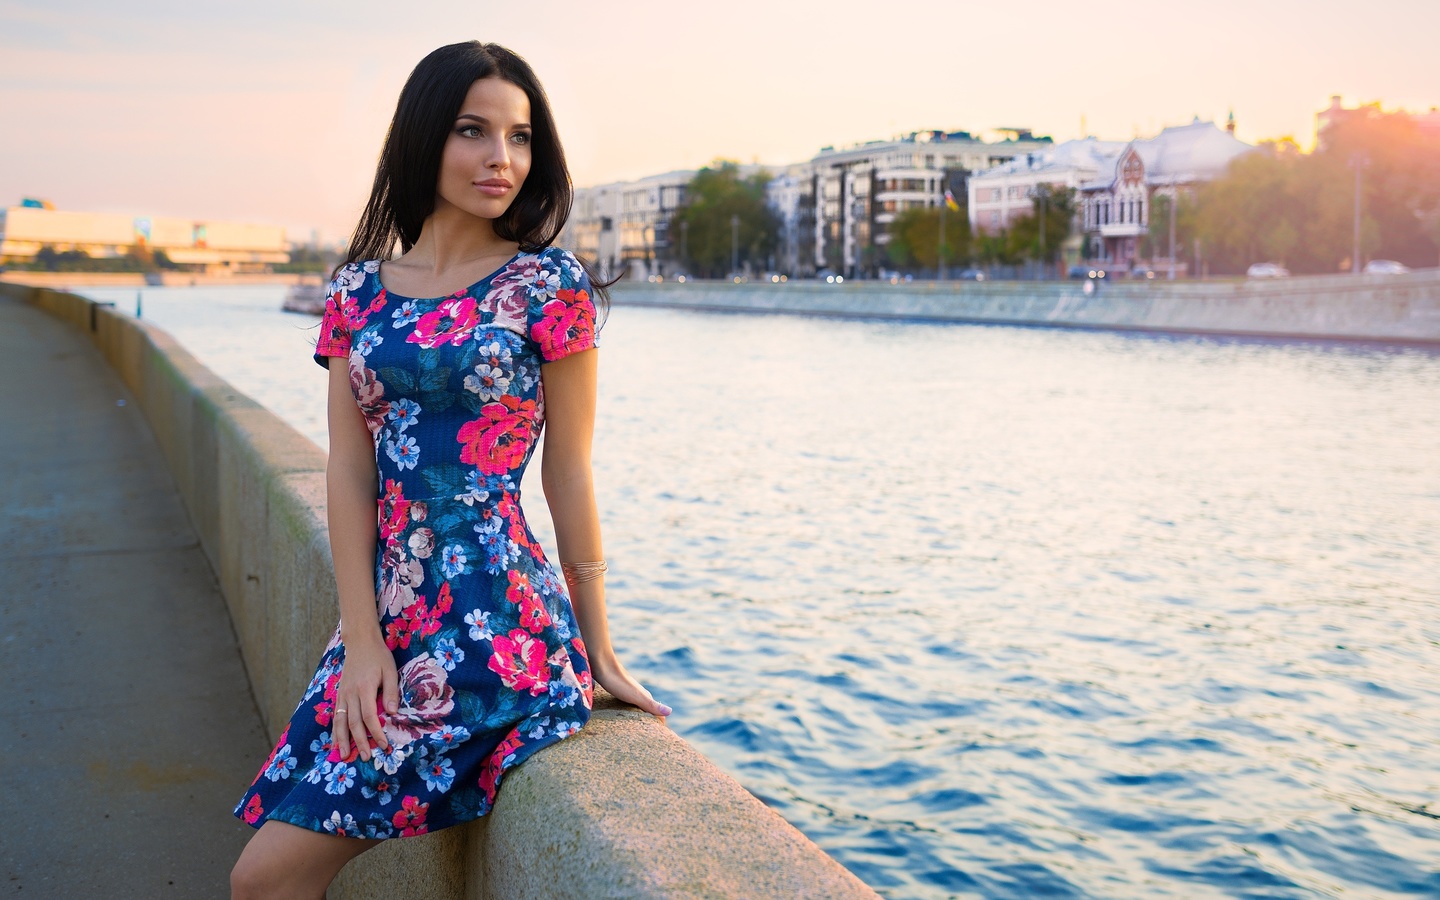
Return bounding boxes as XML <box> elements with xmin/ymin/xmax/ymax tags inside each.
<box><xmin>326</xmin><ymin>359</ymin><xmax>399</xmax><ymax>762</ymax></box>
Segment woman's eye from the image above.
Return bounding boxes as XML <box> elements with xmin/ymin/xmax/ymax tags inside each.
<box><xmin>512</xmin><ymin>132</ymin><xmax>530</xmax><ymax>145</ymax></box>
<box><xmin>458</xmin><ymin>125</ymin><xmax>482</xmax><ymax>138</ymax></box>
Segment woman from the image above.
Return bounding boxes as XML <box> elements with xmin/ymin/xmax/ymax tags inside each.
<box><xmin>231</xmin><ymin>41</ymin><xmax>669</xmax><ymax>897</ymax></box>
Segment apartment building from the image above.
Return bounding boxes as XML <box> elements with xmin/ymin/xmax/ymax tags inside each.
<box><xmin>804</xmin><ymin>130</ymin><xmax>1052</xmax><ymax>277</ymax></box>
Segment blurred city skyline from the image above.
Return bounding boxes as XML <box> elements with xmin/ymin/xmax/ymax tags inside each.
<box><xmin>3</xmin><ymin>0</ymin><xmax>1437</xmax><ymax>242</ymax></box>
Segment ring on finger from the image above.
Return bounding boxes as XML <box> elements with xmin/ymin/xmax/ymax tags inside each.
<box><xmin>335</xmin><ymin>707</ymin><xmax>349</xmax><ymax>715</ymax></box>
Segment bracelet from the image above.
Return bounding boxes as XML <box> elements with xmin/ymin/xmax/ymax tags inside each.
<box><xmin>560</xmin><ymin>559</ymin><xmax>608</xmax><ymax>587</ymax></box>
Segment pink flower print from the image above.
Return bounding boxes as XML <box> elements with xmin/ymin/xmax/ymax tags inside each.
<box><xmin>519</xmin><ymin>591</ymin><xmax>552</xmax><ymax>634</ymax></box>
<box><xmin>407</xmin><ymin>527</ymin><xmax>435</xmax><ymax>559</ymax></box>
<box><xmin>530</xmin><ymin>288</ymin><xmax>596</xmax><ymax>360</ymax></box>
<box><xmin>487</xmin><ymin>257</ymin><xmax>539</xmax><ymax>331</ymax></box>
<box><xmin>433</xmin><ymin>581</ymin><xmax>454</xmax><ymax>615</ymax></box>
<box><xmin>487</xmin><ymin>628</ymin><xmax>551</xmax><ymax>696</ymax></box>
<box><xmin>392</xmin><ymin>795</ymin><xmax>429</xmax><ymax>836</ymax></box>
<box><xmin>457</xmin><ymin>395</ymin><xmax>537</xmax><ymax>475</ymax></box>
<box><xmin>347</xmin><ymin>358</ymin><xmax>390</xmax><ymax>434</ymax></box>
<box><xmin>479</xmin><ymin>730</ymin><xmax>526</xmax><ymax>805</ymax></box>
<box><xmin>378</xmin><ymin>542</ymin><xmax>424</xmax><ymax>619</ymax></box>
<box><xmin>381</xmin><ymin>654</ymin><xmax>455</xmax><ymax>749</ymax></box>
<box><xmin>242</xmin><ymin>794</ymin><xmax>264</xmax><ymax>824</ymax></box>
<box><xmin>504</xmin><ymin>569</ymin><xmax>534</xmax><ymax>604</ymax></box>
<box><xmin>407</xmin><ymin>296</ymin><xmax>479</xmax><ymax>349</ymax></box>
<box><xmin>378</xmin><ymin>480</ymin><xmax>411</xmax><ymax>541</ymax></box>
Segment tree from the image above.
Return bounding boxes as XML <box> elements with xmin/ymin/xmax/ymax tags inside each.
<box><xmin>1006</xmin><ymin>185</ymin><xmax>1076</xmax><ymax>266</ymax></box>
<box><xmin>669</xmin><ymin>162</ymin><xmax>780</xmax><ymax>278</ymax></box>
<box><xmin>885</xmin><ymin>205</ymin><xmax>970</xmax><ymax>271</ymax></box>
<box><xmin>1143</xmin><ymin>191</ymin><xmax>1199</xmax><ymax>265</ymax></box>
<box><xmin>1187</xmin><ymin>111</ymin><xmax>1440</xmax><ymax>275</ymax></box>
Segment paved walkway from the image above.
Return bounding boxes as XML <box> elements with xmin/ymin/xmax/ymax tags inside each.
<box><xmin>0</xmin><ymin>297</ymin><xmax>269</xmax><ymax>896</ymax></box>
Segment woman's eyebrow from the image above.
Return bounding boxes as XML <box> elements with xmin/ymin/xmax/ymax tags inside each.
<box><xmin>455</xmin><ymin>113</ymin><xmax>531</xmax><ymax>128</ymax></box>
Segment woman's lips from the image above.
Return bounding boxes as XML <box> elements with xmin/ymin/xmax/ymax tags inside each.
<box><xmin>475</xmin><ymin>181</ymin><xmax>511</xmax><ymax>196</ymax></box>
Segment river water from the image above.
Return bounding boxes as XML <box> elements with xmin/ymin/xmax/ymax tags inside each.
<box><xmin>85</xmin><ymin>285</ymin><xmax>1440</xmax><ymax>899</ymax></box>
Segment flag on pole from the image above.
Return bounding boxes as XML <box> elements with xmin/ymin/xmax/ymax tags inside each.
<box><xmin>944</xmin><ymin>189</ymin><xmax>960</xmax><ymax>212</ymax></box>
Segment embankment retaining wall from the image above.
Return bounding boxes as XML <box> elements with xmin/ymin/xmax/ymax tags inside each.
<box><xmin>1</xmin><ymin>282</ymin><xmax>877</xmax><ymax>900</ymax></box>
<box><xmin>611</xmin><ymin>270</ymin><xmax>1440</xmax><ymax>344</ymax></box>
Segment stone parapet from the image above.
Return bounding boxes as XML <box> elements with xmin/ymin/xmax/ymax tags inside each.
<box><xmin>611</xmin><ymin>270</ymin><xmax>1440</xmax><ymax>344</ymax></box>
<box><xmin>0</xmin><ymin>281</ymin><xmax>879</xmax><ymax>900</ymax></box>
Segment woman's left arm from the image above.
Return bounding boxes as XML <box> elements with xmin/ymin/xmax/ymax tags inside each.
<box><xmin>540</xmin><ymin>347</ymin><xmax>671</xmax><ymax>721</ymax></box>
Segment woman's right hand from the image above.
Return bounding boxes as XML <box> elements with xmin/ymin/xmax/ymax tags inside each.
<box><xmin>333</xmin><ymin>631</ymin><xmax>400</xmax><ymax>763</ymax></box>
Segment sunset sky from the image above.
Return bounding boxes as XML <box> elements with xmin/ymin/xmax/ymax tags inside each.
<box><xmin>2</xmin><ymin>0</ymin><xmax>1437</xmax><ymax>242</ymax></box>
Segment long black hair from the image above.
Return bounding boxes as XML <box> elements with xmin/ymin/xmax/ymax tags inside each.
<box><xmin>341</xmin><ymin>41</ymin><xmax>610</xmax><ymax>308</ymax></box>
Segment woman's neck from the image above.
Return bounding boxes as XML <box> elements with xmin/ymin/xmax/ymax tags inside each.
<box><xmin>403</xmin><ymin>201</ymin><xmax>518</xmax><ymax>275</ymax></box>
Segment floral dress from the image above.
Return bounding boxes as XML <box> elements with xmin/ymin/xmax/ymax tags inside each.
<box><xmin>234</xmin><ymin>246</ymin><xmax>598</xmax><ymax>839</ymax></box>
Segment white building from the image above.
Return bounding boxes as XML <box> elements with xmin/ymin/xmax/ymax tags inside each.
<box><xmin>765</xmin><ymin>162</ymin><xmax>816</xmax><ymax>277</ymax></box>
<box><xmin>562</xmin><ymin>170</ymin><xmax>693</xmax><ymax>280</ymax></box>
<box><xmin>967</xmin><ymin>138</ymin><xmax>1126</xmax><ymax>234</ymax></box>
<box><xmin>1079</xmin><ymin>120</ymin><xmax>1251</xmax><ymax>269</ymax></box>
<box><xmin>805</xmin><ymin>129</ymin><xmax>1052</xmax><ymax>277</ymax></box>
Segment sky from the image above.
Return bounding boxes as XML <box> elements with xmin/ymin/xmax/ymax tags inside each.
<box><xmin>2</xmin><ymin>0</ymin><xmax>1437</xmax><ymax>243</ymax></box>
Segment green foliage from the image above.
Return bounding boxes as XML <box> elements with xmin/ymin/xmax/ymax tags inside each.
<box><xmin>669</xmin><ymin>162</ymin><xmax>781</xmax><ymax>277</ymax></box>
<box><xmin>1192</xmin><ymin>112</ymin><xmax>1440</xmax><ymax>273</ymax></box>
<box><xmin>1004</xmin><ymin>185</ymin><xmax>1077</xmax><ymax>264</ymax></box>
<box><xmin>274</xmin><ymin>244</ymin><xmax>341</xmax><ymax>274</ymax></box>
<box><xmin>1143</xmin><ymin>191</ymin><xmax>1200</xmax><ymax>262</ymax></box>
<box><xmin>885</xmin><ymin>205</ymin><xmax>970</xmax><ymax>270</ymax></box>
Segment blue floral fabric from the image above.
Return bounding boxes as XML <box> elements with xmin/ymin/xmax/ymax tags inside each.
<box><xmin>234</xmin><ymin>247</ymin><xmax>598</xmax><ymax>839</ymax></box>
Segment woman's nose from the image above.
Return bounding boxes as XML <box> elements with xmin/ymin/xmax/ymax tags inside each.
<box><xmin>486</xmin><ymin>137</ymin><xmax>509</xmax><ymax>170</ymax></box>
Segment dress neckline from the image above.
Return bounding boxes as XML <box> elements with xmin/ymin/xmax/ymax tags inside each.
<box><xmin>374</xmin><ymin>250</ymin><xmax>527</xmax><ymax>303</ymax></box>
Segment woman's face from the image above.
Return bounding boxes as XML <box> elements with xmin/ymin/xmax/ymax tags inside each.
<box><xmin>435</xmin><ymin>76</ymin><xmax>533</xmax><ymax>223</ymax></box>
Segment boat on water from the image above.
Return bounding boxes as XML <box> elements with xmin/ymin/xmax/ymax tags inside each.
<box><xmin>282</xmin><ymin>280</ymin><xmax>327</xmax><ymax>315</ymax></box>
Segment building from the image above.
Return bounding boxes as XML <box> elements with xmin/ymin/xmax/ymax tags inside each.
<box><xmin>1079</xmin><ymin>120</ymin><xmax>1251</xmax><ymax>270</ymax></box>
<box><xmin>804</xmin><ymin>129</ymin><xmax>1052</xmax><ymax>278</ymax></box>
<box><xmin>0</xmin><ymin>202</ymin><xmax>288</xmax><ymax>270</ymax></box>
<box><xmin>967</xmin><ymin>138</ymin><xmax>1127</xmax><ymax>235</ymax></box>
<box><xmin>764</xmin><ymin>162</ymin><xmax>816</xmax><ymax>278</ymax></box>
<box><xmin>563</xmin><ymin>130</ymin><xmax>1054</xmax><ymax>281</ymax></box>
<box><xmin>562</xmin><ymin>170</ymin><xmax>693</xmax><ymax>280</ymax></box>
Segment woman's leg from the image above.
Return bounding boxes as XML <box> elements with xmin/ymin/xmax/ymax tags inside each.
<box><xmin>231</xmin><ymin>820</ymin><xmax>379</xmax><ymax>900</ymax></box>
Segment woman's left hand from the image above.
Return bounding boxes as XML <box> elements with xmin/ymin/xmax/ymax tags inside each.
<box><xmin>591</xmin><ymin>657</ymin><xmax>672</xmax><ymax>723</ymax></box>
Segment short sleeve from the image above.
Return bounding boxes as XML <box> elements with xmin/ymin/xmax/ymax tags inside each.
<box><xmin>313</xmin><ymin>272</ymin><xmax>354</xmax><ymax>369</ymax></box>
<box><xmin>527</xmin><ymin>248</ymin><xmax>600</xmax><ymax>363</ymax></box>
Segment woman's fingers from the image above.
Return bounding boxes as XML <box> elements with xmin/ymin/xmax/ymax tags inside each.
<box><xmin>361</xmin><ymin>698</ymin><xmax>389</xmax><ymax>755</ymax></box>
<box><xmin>606</xmin><ymin>673</ymin><xmax>672</xmax><ymax>719</ymax></box>
<box><xmin>348</xmin><ymin>700</ymin><xmax>372</xmax><ymax>762</ymax></box>
<box><xmin>334</xmin><ymin>707</ymin><xmax>351</xmax><ymax>759</ymax></box>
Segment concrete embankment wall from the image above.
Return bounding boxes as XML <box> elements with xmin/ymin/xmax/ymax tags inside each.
<box><xmin>611</xmin><ymin>269</ymin><xmax>1440</xmax><ymax>344</ymax></box>
<box><xmin>1</xmin><ymin>281</ymin><xmax>878</xmax><ymax>900</ymax></box>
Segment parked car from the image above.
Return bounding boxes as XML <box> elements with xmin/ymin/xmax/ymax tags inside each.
<box><xmin>1363</xmin><ymin>259</ymin><xmax>1410</xmax><ymax>275</ymax></box>
<box><xmin>1067</xmin><ymin>265</ymin><xmax>1090</xmax><ymax>279</ymax></box>
<box><xmin>956</xmin><ymin>268</ymin><xmax>986</xmax><ymax>281</ymax></box>
<box><xmin>1129</xmin><ymin>265</ymin><xmax>1158</xmax><ymax>279</ymax></box>
<box><xmin>1246</xmin><ymin>262</ymin><xmax>1290</xmax><ymax>279</ymax></box>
